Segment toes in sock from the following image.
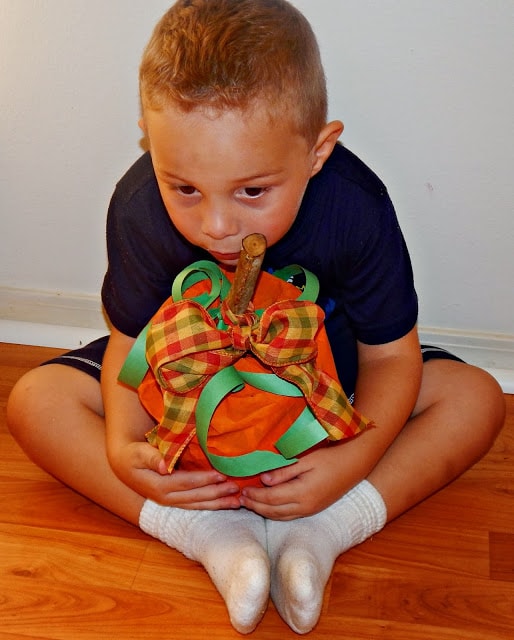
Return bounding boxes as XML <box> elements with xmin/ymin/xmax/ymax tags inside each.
<box><xmin>266</xmin><ymin>480</ymin><xmax>387</xmax><ymax>634</ymax></box>
<box><xmin>267</xmin><ymin>521</ymin><xmax>333</xmax><ymax>634</ymax></box>
<box><xmin>210</xmin><ymin>544</ymin><xmax>270</xmax><ymax>634</ymax></box>
<box><xmin>273</xmin><ymin>547</ymin><xmax>327</xmax><ymax>634</ymax></box>
<box><xmin>140</xmin><ymin>503</ymin><xmax>270</xmax><ymax>634</ymax></box>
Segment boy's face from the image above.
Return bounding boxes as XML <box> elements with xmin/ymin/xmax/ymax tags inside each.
<box><xmin>143</xmin><ymin>103</ymin><xmax>327</xmax><ymax>266</ymax></box>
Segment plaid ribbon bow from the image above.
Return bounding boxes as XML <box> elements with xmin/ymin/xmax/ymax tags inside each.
<box><xmin>145</xmin><ymin>297</ymin><xmax>370</xmax><ymax>469</ymax></box>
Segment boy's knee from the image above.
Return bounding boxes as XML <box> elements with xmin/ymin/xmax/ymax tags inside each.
<box><xmin>419</xmin><ymin>360</ymin><xmax>505</xmax><ymax>445</ymax></box>
<box><xmin>7</xmin><ymin>367</ymin><xmax>42</xmax><ymax>442</ymax></box>
<box><xmin>446</xmin><ymin>363</ymin><xmax>505</xmax><ymax>448</ymax></box>
<box><xmin>7</xmin><ymin>366</ymin><xmax>59</xmax><ymax>433</ymax></box>
<box><xmin>469</xmin><ymin>366</ymin><xmax>506</xmax><ymax>439</ymax></box>
<box><xmin>7</xmin><ymin>364</ymin><xmax>102</xmax><ymax>441</ymax></box>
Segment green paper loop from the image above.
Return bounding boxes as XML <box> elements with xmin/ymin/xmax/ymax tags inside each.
<box><xmin>195</xmin><ymin>366</ymin><xmax>327</xmax><ymax>477</ymax></box>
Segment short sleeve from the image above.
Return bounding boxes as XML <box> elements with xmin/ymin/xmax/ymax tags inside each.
<box><xmin>101</xmin><ymin>154</ymin><xmax>204</xmax><ymax>337</ymax></box>
<box><xmin>337</xmin><ymin>192</ymin><xmax>418</xmax><ymax>345</ymax></box>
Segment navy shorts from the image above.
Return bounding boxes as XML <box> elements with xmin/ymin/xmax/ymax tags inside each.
<box><xmin>42</xmin><ymin>336</ymin><xmax>465</xmax><ymax>386</ymax></box>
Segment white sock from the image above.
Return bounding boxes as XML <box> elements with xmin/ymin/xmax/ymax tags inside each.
<box><xmin>266</xmin><ymin>480</ymin><xmax>387</xmax><ymax>634</ymax></box>
<box><xmin>140</xmin><ymin>502</ymin><xmax>270</xmax><ymax>634</ymax></box>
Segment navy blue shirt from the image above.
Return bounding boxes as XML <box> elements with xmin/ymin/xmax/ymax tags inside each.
<box><xmin>102</xmin><ymin>143</ymin><xmax>418</xmax><ymax>395</ymax></box>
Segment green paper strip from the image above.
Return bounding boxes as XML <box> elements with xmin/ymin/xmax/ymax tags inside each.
<box><xmin>118</xmin><ymin>322</ymin><xmax>151</xmax><ymax>388</ymax></box>
<box><xmin>271</xmin><ymin>264</ymin><xmax>320</xmax><ymax>302</ymax></box>
<box><xmin>172</xmin><ymin>260</ymin><xmax>231</xmax><ymax>310</ymax></box>
<box><xmin>274</xmin><ymin>407</ymin><xmax>327</xmax><ymax>458</ymax></box>
<box><xmin>195</xmin><ymin>366</ymin><xmax>328</xmax><ymax>477</ymax></box>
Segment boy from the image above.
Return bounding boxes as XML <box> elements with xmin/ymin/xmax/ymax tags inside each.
<box><xmin>7</xmin><ymin>0</ymin><xmax>505</xmax><ymax>635</ymax></box>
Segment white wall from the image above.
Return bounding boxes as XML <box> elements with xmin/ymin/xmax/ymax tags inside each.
<box><xmin>1</xmin><ymin>1</ymin><xmax>513</xmax><ymax>380</ymax></box>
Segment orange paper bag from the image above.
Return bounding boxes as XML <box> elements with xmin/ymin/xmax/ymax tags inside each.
<box><xmin>119</xmin><ymin>260</ymin><xmax>371</xmax><ymax>491</ymax></box>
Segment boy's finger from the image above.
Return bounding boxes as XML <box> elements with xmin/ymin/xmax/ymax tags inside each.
<box><xmin>165</xmin><ymin>469</ymin><xmax>233</xmax><ymax>490</ymax></box>
<box><xmin>259</xmin><ymin>462</ymin><xmax>302</xmax><ymax>486</ymax></box>
<box><xmin>161</xmin><ymin>480</ymin><xmax>241</xmax><ymax>508</ymax></box>
<box><xmin>240</xmin><ymin>495</ymin><xmax>300</xmax><ymax>520</ymax></box>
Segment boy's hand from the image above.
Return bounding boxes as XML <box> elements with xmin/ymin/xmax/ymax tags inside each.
<box><xmin>110</xmin><ymin>440</ymin><xmax>241</xmax><ymax>510</ymax></box>
<box><xmin>239</xmin><ymin>445</ymin><xmax>360</xmax><ymax>520</ymax></box>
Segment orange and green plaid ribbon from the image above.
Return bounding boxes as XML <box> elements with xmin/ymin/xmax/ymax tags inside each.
<box><xmin>145</xmin><ymin>296</ymin><xmax>371</xmax><ymax>469</ymax></box>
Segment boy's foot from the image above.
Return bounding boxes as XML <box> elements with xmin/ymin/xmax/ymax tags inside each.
<box><xmin>140</xmin><ymin>503</ymin><xmax>270</xmax><ymax>634</ymax></box>
<box><xmin>266</xmin><ymin>480</ymin><xmax>387</xmax><ymax>633</ymax></box>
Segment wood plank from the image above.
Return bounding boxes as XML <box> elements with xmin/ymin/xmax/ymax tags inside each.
<box><xmin>0</xmin><ymin>476</ymin><xmax>147</xmax><ymax>539</ymax></box>
<box><xmin>345</xmin><ymin>520</ymin><xmax>491</xmax><ymax>578</ymax></box>
<box><xmin>490</xmin><ymin>532</ymin><xmax>514</xmax><ymax>582</ymax></box>
<box><xmin>328</xmin><ymin>563</ymin><xmax>514</xmax><ymax>639</ymax></box>
<box><xmin>0</xmin><ymin>522</ymin><xmax>148</xmax><ymax>589</ymax></box>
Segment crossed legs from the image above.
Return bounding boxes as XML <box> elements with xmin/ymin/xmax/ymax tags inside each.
<box><xmin>7</xmin><ymin>359</ymin><xmax>505</xmax><ymax>634</ymax></box>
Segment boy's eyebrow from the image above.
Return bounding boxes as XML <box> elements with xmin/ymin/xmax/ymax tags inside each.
<box><xmin>234</xmin><ymin>170</ymin><xmax>284</xmax><ymax>183</ymax></box>
<box><xmin>156</xmin><ymin>168</ymin><xmax>284</xmax><ymax>183</ymax></box>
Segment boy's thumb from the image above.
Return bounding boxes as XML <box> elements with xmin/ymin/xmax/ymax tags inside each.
<box><xmin>142</xmin><ymin>443</ymin><xmax>168</xmax><ymax>475</ymax></box>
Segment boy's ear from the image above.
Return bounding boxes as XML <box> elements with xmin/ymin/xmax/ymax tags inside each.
<box><xmin>310</xmin><ymin>120</ymin><xmax>344</xmax><ymax>176</ymax></box>
<box><xmin>138</xmin><ymin>117</ymin><xmax>150</xmax><ymax>152</ymax></box>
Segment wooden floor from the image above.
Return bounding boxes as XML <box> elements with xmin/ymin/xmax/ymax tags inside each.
<box><xmin>1</xmin><ymin>342</ymin><xmax>513</xmax><ymax>640</ymax></box>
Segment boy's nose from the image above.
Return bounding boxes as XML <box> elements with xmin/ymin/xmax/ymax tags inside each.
<box><xmin>200</xmin><ymin>204</ymin><xmax>238</xmax><ymax>240</ymax></box>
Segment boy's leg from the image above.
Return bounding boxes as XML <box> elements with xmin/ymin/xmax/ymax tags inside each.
<box><xmin>7</xmin><ymin>364</ymin><xmax>270</xmax><ymax>634</ymax></box>
<box><xmin>7</xmin><ymin>363</ymin><xmax>145</xmax><ymax>523</ymax></box>
<box><xmin>368</xmin><ymin>359</ymin><xmax>505</xmax><ymax>520</ymax></box>
<box><xmin>267</xmin><ymin>359</ymin><xmax>505</xmax><ymax>634</ymax></box>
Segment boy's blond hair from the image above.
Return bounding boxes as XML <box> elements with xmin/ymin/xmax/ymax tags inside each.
<box><xmin>140</xmin><ymin>0</ymin><xmax>327</xmax><ymax>145</ymax></box>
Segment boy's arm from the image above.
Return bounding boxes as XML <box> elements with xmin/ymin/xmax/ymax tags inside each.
<box><xmin>101</xmin><ymin>327</ymin><xmax>160</xmax><ymax>475</ymax></box>
<box><xmin>240</xmin><ymin>326</ymin><xmax>423</xmax><ymax>519</ymax></box>
<box><xmin>102</xmin><ymin>327</ymin><xmax>240</xmax><ymax>508</ymax></box>
<box><xmin>352</xmin><ymin>325</ymin><xmax>423</xmax><ymax>461</ymax></box>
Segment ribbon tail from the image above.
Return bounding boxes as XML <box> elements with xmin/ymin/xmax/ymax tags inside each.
<box><xmin>275</xmin><ymin>364</ymin><xmax>373</xmax><ymax>440</ymax></box>
<box><xmin>145</xmin><ymin>388</ymin><xmax>201</xmax><ymax>472</ymax></box>
<box><xmin>146</xmin><ymin>423</ymin><xmax>197</xmax><ymax>473</ymax></box>
<box><xmin>315</xmin><ymin>370</ymin><xmax>372</xmax><ymax>438</ymax></box>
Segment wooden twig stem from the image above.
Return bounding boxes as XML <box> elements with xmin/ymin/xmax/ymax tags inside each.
<box><xmin>225</xmin><ymin>233</ymin><xmax>267</xmax><ymax>315</ymax></box>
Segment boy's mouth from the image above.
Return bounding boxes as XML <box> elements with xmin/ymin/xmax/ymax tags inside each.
<box><xmin>209</xmin><ymin>250</ymin><xmax>241</xmax><ymax>263</ymax></box>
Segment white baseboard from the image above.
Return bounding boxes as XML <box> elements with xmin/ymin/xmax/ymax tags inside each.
<box><xmin>419</xmin><ymin>327</ymin><xmax>514</xmax><ymax>371</ymax></box>
<box><xmin>419</xmin><ymin>327</ymin><xmax>514</xmax><ymax>392</ymax></box>
<box><xmin>0</xmin><ymin>319</ymin><xmax>108</xmax><ymax>350</ymax></box>
<box><xmin>1</xmin><ymin>287</ymin><xmax>512</xmax><ymax>392</ymax></box>
<box><xmin>0</xmin><ymin>286</ymin><xmax>107</xmax><ymax>328</ymax></box>
<box><xmin>0</xmin><ymin>286</ymin><xmax>108</xmax><ymax>350</ymax></box>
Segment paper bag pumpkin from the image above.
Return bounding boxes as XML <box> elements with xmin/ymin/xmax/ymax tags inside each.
<box><xmin>119</xmin><ymin>260</ymin><xmax>371</xmax><ymax>491</ymax></box>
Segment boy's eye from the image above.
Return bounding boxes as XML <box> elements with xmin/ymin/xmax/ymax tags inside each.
<box><xmin>177</xmin><ymin>185</ymin><xmax>198</xmax><ymax>195</ymax></box>
<box><xmin>241</xmin><ymin>187</ymin><xmax>267</xmax><ymax>198</ymax></box>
